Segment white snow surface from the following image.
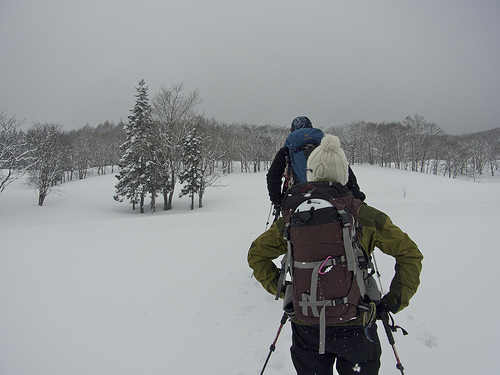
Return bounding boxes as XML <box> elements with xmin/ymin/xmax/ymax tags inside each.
<box><xmin>0</xmin><ymin>165</ymin><xmax>499</xmax><ymax>374</ymax></box>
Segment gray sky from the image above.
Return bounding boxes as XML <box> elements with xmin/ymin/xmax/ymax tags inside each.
<box><xmin>1</xmin><ymin>0</ymin><xmax>499</xmax><ymax>134</ymax></box>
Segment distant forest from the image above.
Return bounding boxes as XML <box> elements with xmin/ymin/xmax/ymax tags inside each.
<box><xmin>1</xmin><ymin>82</ymin><xmax>498</xmax><ymax>208</ymax></box>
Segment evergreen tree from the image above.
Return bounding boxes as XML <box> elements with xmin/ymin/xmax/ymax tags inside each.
<box><xmin>178</xmin><ymin>127</ymin><xmax>203</xmax><ymax>210</ymax></box>
<box><xmin>114</xmin><ymin>80</ymin><xmax>160</xmax><ymax>213</ymax></box>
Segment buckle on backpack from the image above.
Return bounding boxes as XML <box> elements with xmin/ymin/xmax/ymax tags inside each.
<box><xmin>339</xmin><ymin>210</ymin><xmax>351</xmax><ymax>228</ymax></box>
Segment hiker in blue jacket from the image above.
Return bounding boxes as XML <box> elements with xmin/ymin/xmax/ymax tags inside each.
<box><xmin>266</xmin><ymin>116</ymin><xmax>365</xmax><ymax>212</ymax></box>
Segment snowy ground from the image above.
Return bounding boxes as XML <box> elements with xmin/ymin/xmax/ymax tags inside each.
<box><xmin>0</xmin><ymin>165</ymin><xmax>499</xmax><ymax>374</ymax></box>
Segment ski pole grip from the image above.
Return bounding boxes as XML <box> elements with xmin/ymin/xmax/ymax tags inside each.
<box><xmin>380</xmin><ymin>309</ymin><xmax>396</xmax><ymax>345</ymax></box>
<box><xmin>279</xmin><ymin>311</ymin><xmax>290</xmax><ymax>325</ymax></box>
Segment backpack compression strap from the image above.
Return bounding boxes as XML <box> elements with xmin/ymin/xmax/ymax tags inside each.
<box><xmin>294</xmin><ymin>256</ymin><xmax>359</xmax><ymax>354</ymax></box>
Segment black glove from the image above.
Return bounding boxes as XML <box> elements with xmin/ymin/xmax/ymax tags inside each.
<box><xmin>283</xmin><ymin>282</ymin><xmax>294</xmax><ymax>317</ymax></box>
<box><xmin>376</xmin><ymin>300</ymin><xmax>389</xmax><ymax>321</ymax></box>
<box><xmin>377</xmin><ymin>299</ymin><xmax>409</xmax><ymax>337</ymax></box>
<box><xmin>354</xmin><ymin>191</ymin><xmax>366</xmax><ymax>201</ymax></box>
<box><xmin>380</xmin><ymin>293</ymin><xmax>399</xmax><ymax>314</ymax></box>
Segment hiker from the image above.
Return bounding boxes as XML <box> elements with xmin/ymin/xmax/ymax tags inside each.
<box><xmin>266</xmin><ymin>116</ymin><xmax>365</xmax><ymax>216</ymax></box>
<box><xmin>249</xmin><ymin>134</ymin><xmax>423</xmax><ymax>375</ymax></box>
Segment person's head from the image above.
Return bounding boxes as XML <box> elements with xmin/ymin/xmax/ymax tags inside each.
<box><xmin>306</xmin><ymin>134</ymin><xmax>349</xmax><ymax>185</ymax></box>
<box><xmin>290</xmin><ymin>116</ymin><xmax>312</xmax><ymax>132</ymax></box>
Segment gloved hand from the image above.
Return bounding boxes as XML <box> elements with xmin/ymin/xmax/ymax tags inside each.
<box><xmin>376</xmin><ymin>294</ymin><xmax>400</xmax><ymax>324</ymax></box>
<box><xmin>283</xmin><ymin>282</ymin><xmax>294</xmax><ymax>317</ymax></box>
<box><xmin>376</xmin><ymin>297</ymin><xmax>409</xmax><ymax>337</ymax></box>
<box><xmin>376</xmin><ymin>300</ymin><xmax>389</xmax><ymax>321</ymax></box>
<box><xmin>354</xmin><ymin>191</ymin><xmax>366</xmax><ymax>201</ymax></box>
<box><xmin>380</xmin><ymin>293</ymin><xmax>400</xmax><ymax>314</ymax></box>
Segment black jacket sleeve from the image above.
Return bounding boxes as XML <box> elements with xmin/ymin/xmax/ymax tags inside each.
<box><xmin>346</xmin><ymin>166</ymin><xmax>366</xmax><ymax>201</ymax></box>
<box><xmin>266</xmin><ymin>147</ymin><xmax>287</xmax><ymax>206</ymax></box>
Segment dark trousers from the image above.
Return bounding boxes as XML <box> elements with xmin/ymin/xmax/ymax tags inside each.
<box><xmin>290</xmin><ymin>322</ymin><xmax>381</xmax><ymax>375</ymax></box>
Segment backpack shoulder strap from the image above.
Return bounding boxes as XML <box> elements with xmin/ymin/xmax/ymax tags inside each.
<box><xmin>275</xmin><ymin>224</ymin><xmax>293</xmax><ymax>301</ymax></box>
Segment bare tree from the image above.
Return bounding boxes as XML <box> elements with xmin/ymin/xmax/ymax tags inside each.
<box><xmin>218</xmin><ymin>123</ymin><xmax>238</xmax><ymax>174</ymax></box>
<box><xmin>403</xmin><ymin>115</ymin><xmax>444</xmax><ymax>172</ymax></box>
<box><xmin>482</xmin><ymin>130</ymin><xmax>500</xmax><ymax>176</ymax></box>
<box><xmin>328</xmin><ymin>122</ymin><xmax>365</xmax><ymax>165</ymax></box>
<box><xmin>193</xmin><ymin>117</ymin><xmax>223</xmax><ymax>207</ymax></box>
<box><xmin>375</xmin><ymin>122</ymin><xmax>403</xmax><ymax>167</ymax></box>
<box><xmin>152</xmin><ymin>82</ymin><xmax>202</xmax><ymax>210</ymax></box>
<box><xmin>463</xmin><ymin>134</ymin><xmax>487</xmax><ymax>180</ymax></box>
<box><xmin>234</xmin><ymin>124</ymin><xmax>267</xmax><ymax>173</ymax></box>
<box><xmin>265</xmin><ymin>125</ymin><xmax>289</xmax><ymax>168</ymax></box>
<box><xmin>95</xmin><ymin>122</ymin><xmax>125</xmax><ymax>175</ymax></box>
<box><xmin>360</xmin><ymin>122</ymin><xmax>379</xmax><ymax>165</ymax></box>
<box><xmin>26</xmin><ymin>123</ymin><xmax>65</xmax><ymax>206</ymax></box>
<box><xmin>0</xmin><ymin>112</ymin><xmax>30</xmax><ymax>193</ymax></box>
<box><xmin>68</xmin><ymin>125</ymin><xmax>94</xmax><ymax>180</ymax></box>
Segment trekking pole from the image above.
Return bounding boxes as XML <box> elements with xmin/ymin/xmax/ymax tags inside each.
<box><xmin>259</xmin><ymin>312</ymin><xmax>289</xmax><ymax>375</ymax></box>
<box><xmin>265</xmin><ymin>204</ymin><xmax>273</xmax><ymax>230</ymax></box>
<box><xmin>265</xmin><ymin>204</ymin><xmax>281</xmax><ymax>230</ymax></box>
<box><xmin>371</xmin><ymin>253</ymin><xmax>405</xmax><ymax>373</ymax></box>
<box><xmin>379</xmin><ymin>308</ymin><xmax>406</xmax><ymax>375</ymax></box>
<box><xmin>372</xmin><ymin>252</ymin><xmax>385</xmax><ymax>294</ymax></box>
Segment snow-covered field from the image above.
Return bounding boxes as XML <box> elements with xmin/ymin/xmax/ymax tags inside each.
<box><xmin>1</xmin><ymin>165</ymin><xmax>499</xmax><ymax>374</ymax></box>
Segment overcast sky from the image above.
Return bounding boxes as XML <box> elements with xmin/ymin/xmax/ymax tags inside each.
<box><xmin>1</xmin><ymin>0</ymin><xmax>499</xmax><ymax>134</ymax></box>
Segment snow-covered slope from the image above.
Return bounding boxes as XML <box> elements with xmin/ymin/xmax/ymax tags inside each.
<box><xmin>0</xmin><ymin>165</ymin><xmax>498</xmax><ymax>374</ymax></box>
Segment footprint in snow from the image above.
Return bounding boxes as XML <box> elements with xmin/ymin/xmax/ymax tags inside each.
<box><xmin>417</xmin><ymin>328</ymin><xmax>438</xmax><ymax>348</ymax></box>
<box><xmin>238</xmin><ymin>305</ymin><xmax>255</xmax><ymax>316</ymax></box>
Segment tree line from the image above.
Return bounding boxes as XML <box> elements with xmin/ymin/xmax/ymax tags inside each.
<box><xmin>1</xmin><ymin>83</ymin><xmax>498</xmax><ymax>209</ymax></box>
<box><xmin>328</xmin><ymin>115</ymin><xmax>499</xmax><ymax>180</ymax></box>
